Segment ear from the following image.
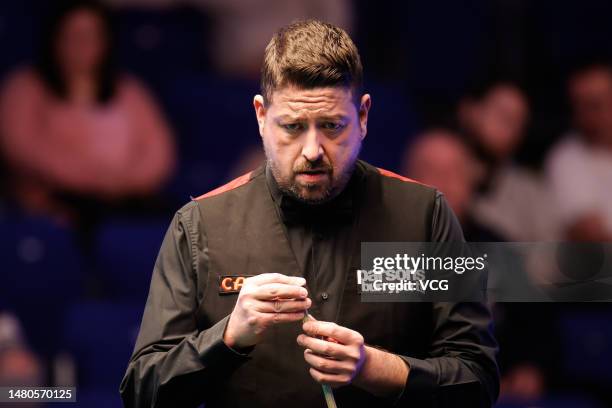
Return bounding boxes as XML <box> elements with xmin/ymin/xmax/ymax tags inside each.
<box><xmin>253</xmin><ymin>95</ymin><xmax>267</xmax><ymax>137</ymax></box>
<box><xmin>358</xmin><ymin>94</ymin><xmax>371</xmax><ymax>140</ymax></box>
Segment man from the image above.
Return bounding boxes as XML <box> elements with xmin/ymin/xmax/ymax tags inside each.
<box><xmin>120</xmin><ymin>20</ymin><xmax>498</xmax><ymax>407</ymax></box>
<box><xmin>546</xmin><ymin>62</ymin><xmax>612</xmax><ymax>241</ymax></box>
<box><xmin>402</xmin><ymin>129</ymin><xmax>502</xmax><ymax>242</ymax></box>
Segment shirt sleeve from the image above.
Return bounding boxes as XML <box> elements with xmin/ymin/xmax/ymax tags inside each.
<box><xmin>394</xmin><ymin>191</ymin><xmax>500</xmax><ymax>407</ymax></box>
<box><xmin>119</xmin><ymin>201</ymin><xmax>251</xmax><ymax>408</ymax></box>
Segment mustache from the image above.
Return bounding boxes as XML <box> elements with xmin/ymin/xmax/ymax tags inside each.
<box><xmin>293</xmin><ymin>160</ymin><xmax>332</xmax><ymax>174</ymax></box>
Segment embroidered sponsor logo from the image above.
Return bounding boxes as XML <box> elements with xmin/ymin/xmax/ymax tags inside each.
<box><xmin>218</xmin><ymin>275</ymin><xmax>253</xmax><ymax>294</ymax></box>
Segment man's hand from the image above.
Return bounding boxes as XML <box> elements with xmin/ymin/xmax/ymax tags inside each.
<box><xmin>224</xmin><ymin>273</ymin><xmax>311</xmax><ymax>349</ymax></box>
<box><xmin>297</xmin><ymin>320</ymin><xmax>366</xmax><ymax>387</ymax></box>
<box><xmin>298</xmin><ymin>320</ymin><xmax>409</xmax><ymax>398</ymax></box>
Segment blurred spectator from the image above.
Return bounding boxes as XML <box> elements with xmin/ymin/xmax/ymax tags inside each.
<box><xmin>0</xmin><ymin>312</ymin><xmax>44</xmax><ymax>403</ymax></box>
<box><xmin>546</xmin><ymin>62</ymin><xmax>612</xmax><ymax>241</ymax></box>
<box><xmin>458</xmin><ymin>81</ymin><xmax>527</xmax><ymax>165</ymax></box>
<box><xmin>104</xmin><ymin>0</ymin><xmax>353</xmax><ymax>78</ymax></box>
<box><xmin>0</xmin><ymin>0</ymin><xmax>175</xmax><ymax>223</ymax></box>
<box><xmin>499</xmin><ymin>362</ymin><xmax>545</xmax><ymax>402</ymax></box>
<box><xmin>494</xmin><ymin>303</ymin><xmax>562</xmax><ymax>404</ymax></box>
<box><xmin>458</xmin><ymin>80</ymin><xmax>560</xmax><ymax>241</ymax></box>
<box><xmin>401</xmin><ymin>128</ymin><xmax>501</xmax><ymax>241</ymax></box>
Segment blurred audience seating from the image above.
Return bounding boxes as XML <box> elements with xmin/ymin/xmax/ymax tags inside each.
<box><xmin>62</xmin><ymin>301</ymin><xmax>142</xmax><ymax>405</ymax></box>
<box><xmin>359</xmin><ymin>82</ymin><xmax>419</xmax><ymax>171</ymax></box>
<box><xmin>161</xmin><ymin>74</ymin><xmax>261</xmax><ymax>201</ymax></box>
<box><xmin>559</xmin><ymin>309</ymin><xmax>612</xmax><ymax>385</ymax></box>
<box><xmin>0</xmin><ymin>215</ymin><xmax>83</xmax><ymax>357</ymax></box>
<box><xmin>115</xmin><ymin>6</ymin><xmax>208</xmax><ymax>87</ymax></box>
<box><xmin>94</xmin><ymin>218</ymin><xmax>168</xmax><ymax>302</ymax></box>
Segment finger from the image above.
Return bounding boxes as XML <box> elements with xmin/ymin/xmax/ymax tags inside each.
<box><xmin>302</xmin><ymin>313</ymin><xmax>316</xmax><ymax>323</ymax></box>
<box><xmin>248</xmin><ymin>273</ymin><xmax>306</xmax><ymax>287</ymax></box>
<box><xmin>308</xmin><ymin>367</ymin><xmax>353</xmax><ymax>387</ymax></box>
<box><xmin>262</xmin><ymin>311</ymin><xmax>306</xmax><ymax>325</ymax></box>
<box><xmin>253</xmin><ymin>283</ymin><xmax>308</xmax><ymax>300</ymax></box>
<box><xmin>303</xmin><ymin>349</ymin><xmax>354</xmax><ymax>375</ymax></box>
<box><xmin>302</xmin><ymin>321</ymin><xmax>362</xmax><ymax>345</ymax></box>
<box><xmin>254</xmin><ymin>298</ymin><xmax>312</xmax><ymax>313</ymax></box>
<box><xmin>297</xmin><ymin>334</ymin><xmax>353</xmax><ymax>360</ymax></box>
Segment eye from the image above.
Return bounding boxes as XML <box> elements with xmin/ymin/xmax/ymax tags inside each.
<box><xmin>282</xmin><ymin>123</ymin><xmax>304</xmax><ymax>132</ymax></box>
<box><xmin>321</xmin><ymin>122</ymin><xmax>344</xmax><ymax>131</ymax></box>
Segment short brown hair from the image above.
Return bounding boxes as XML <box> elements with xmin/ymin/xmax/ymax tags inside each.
<box><xmin>260</xmin><ymin>20</ymin><xmax>363</xmax><ymax>104</ymax></box>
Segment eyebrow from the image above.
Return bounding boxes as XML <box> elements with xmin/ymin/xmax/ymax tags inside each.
<box><xmin>275</xmin><ymin>114</ymin><xmax>349</xmax><ymax>122</ymax></box>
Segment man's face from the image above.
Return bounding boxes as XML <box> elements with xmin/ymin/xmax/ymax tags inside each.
<box><xmin>254</xmin><ymin>85</ymin><xmax>370</xmax><ymax>203</ymax></box>
<box><xmin>569</xmin><ymin>68</ymin><xmax>612</xmax><ymax>144</ymax></box>
<box><xmin>461</xmin><ymin>85</ymin><xmax>528</xmax><ymax>160</ymax></box>
<box><xmin>56</xmin><ymin>9</ymin><xmax>108</xmax><ymax>76</ymax></box>
<box><xmin>405</xmin><ymin>131</ymin><xmax>480</xmax><ymax>221</ymax></box>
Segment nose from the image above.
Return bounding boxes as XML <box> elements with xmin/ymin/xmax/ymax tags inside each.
<box><xmin>301</xmin><ymin>128</ymin><xmax>323</xmax><ymax>162</ymax></box>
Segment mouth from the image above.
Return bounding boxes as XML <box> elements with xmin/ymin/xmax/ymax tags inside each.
<box><xmin>295</xmin><ymin>170</ymin><xmax>329</xmax><ymax>183</ymax></box>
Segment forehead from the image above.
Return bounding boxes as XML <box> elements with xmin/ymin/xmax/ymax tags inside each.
<box><xmin>268</xmin><ymin>86</ymin><xmax>356</xmax><ymax>118</ymax></box>
<box><xmin>571</xmin><ymin>69</ymin><xmax>612</xmax><ymax>96</ymax></box>
<box><xmin>486</xmin><ymin>86</ymin><xmax>525</xmax><ymax>107</ymax></box>
<box><xmin>417</xmin><ymin>135</ymin><xmax>468</xmax><ymax>161</ymax></box>
<box><xmin>63</xmin><ymin>8</ymin><xmax>103</xmax><ymax>27</ymax></box>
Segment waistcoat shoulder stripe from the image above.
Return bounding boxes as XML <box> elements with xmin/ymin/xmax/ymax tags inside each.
<box><xmin>376</xmin><ymin>167</ymin><xmax>429</xmax><ymax>187</ymax></box>
<box><xmin>194</xmin><ymin>171</ymin><xmax>253</xmax><ymax>200</ymax></box>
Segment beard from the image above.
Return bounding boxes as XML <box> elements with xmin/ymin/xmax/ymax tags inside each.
<box><xmin>265</xmin><ymin>144</ymin><xmax>361</xmax><ymax>205</ymax></box>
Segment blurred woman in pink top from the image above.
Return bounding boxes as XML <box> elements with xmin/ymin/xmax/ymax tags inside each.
<box><xmin>0</xmin><ymin>0</ymin><xmax>175</xmax><ymax>222</ymax></box>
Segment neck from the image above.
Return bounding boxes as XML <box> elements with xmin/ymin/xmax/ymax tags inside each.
<box><xmin>66</xmin><ymin>73</ymin><xmax>97</xmax><ymax>104</ymax></box>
